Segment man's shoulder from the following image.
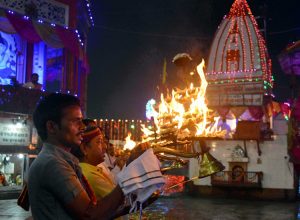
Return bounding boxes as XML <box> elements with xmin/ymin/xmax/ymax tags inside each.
<box><xmin>23</xmin><ymin>82</ymin><xmax>33</xmax><ymax>88</ymax></box>
<box><xmin>33</xmin><ymin>147</ymin><xmax>74</xmax><ymax>167</ymax></box>
<box><xmin>29</xmin><ymin>151</ymin><xmax>57</xmax><ymax>173</ymax></box>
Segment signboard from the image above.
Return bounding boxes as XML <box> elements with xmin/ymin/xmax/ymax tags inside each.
<box><xmin>206</xmin><ymin>94</ymin><xmax>263</xmax><ymax>106</ymax></box>
<box><xmin>0</xmin><ymin>123</ymin><xmax>30</xmax><ymax>146</ymax></box>
<box><xmin>206</xmin><ymin>82</ymin><xmax>264</xmax><ymax>94</ymax></box>
<box><xmin>206</xmin><ymin>82</ymin><xmax>264</xmax><ymax>106</ymax></box>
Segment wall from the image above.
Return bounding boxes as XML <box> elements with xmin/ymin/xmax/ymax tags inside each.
<box><xmin>189</xmin><ymin>134</ymin><xmax>293</xmax><ymax>190</ymax></box>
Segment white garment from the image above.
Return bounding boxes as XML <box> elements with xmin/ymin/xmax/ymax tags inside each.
<box><xmin>117</xmin><ymin>149</ymin><xmax>165</xmax><ymax>212</ymax></box>
<box><xmin>103</xmin><ymin>153</ymin><xmax>116</xmax><ymax>169</ymax></box>
<box><xmin>111</xmin><ymin>165</ymin><xmax>122</xmax><ymax>182</ymax></box>
<box><xmin>97</xmin><ymin>163</ymin><xmax>116</xmax><ymax>184</ymax></box>
<box><xmin>99</xmin><ymin>156</ymin><xmax>124</xmax><ymax>184</ymax></box>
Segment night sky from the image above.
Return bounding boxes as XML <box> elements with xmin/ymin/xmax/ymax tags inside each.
<box><xmin>86</xmin><ymin>0</ymin><xmax>300</xmax><ymax>119</ymax></box>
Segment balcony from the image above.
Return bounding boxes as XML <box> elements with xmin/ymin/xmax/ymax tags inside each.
<box><xmin>211</xmin><ymin>171</ymin><xmax>263</xmax><ymax>188</ymax></box>
<box><xmin>0</xmin><ymin>85</ymin><xmax>49</xmax><ymax>114</ymax></box>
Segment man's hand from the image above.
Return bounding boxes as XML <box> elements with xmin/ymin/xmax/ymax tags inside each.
<box><xmin>126</xmin><ymin>142</ymin><xmax>150</xmax><ymax>166</ymax></box>
<box><xmin>110</xmin><ymin>191</ymin><xmax>160</xmax><ymax>219</ymax></box>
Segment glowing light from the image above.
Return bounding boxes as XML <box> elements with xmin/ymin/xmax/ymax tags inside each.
<box><xmin>146</xmin><ymin>99</ymin><xmax>157</xmax><ymax>120</ymax></box>
<box><xmin>124</xmin><ymin>133</ymin><xmax>136</xmax><ymax>150</ymax></box>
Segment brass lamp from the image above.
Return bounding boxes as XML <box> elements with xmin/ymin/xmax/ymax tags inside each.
<box><xmin>198</xmin><ymin>151</ymin><xmax>225</xmax><ymax>178</ymax></box>
<box><xmin>198</xmin><ymin>139</ymin><xmax>225</xmax><ymax>178</ymax></box>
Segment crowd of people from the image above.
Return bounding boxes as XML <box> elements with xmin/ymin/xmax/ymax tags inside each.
<box><xmin>24</xmin><ymin>93</ymin><xmax>160</xmax><ymax>219</ymax></box>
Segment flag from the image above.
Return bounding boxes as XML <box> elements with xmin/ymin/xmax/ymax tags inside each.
<box><xmin>162</xmin><ymin>58</ymin><xmax>167</xmax><ymax>84</ymax></box>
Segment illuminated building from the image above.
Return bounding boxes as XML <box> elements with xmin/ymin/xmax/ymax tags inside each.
<box><xmin>0</xmin><ymin>0</ymin><xmax>92</xmax><ymax>196</ymax></box>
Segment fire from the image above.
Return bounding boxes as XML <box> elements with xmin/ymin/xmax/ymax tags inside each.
<box><xmin>124</xmin><ymin>133</ymin><xmax>137</xmax><ymax>150</ymax></box>
<box><xmin>142</xmin><ymin>59</ymin><xmax>227</xmax><ymax>143</ymax></box>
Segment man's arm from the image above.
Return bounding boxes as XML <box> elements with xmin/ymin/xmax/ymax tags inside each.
<box><xmin>45</xmin><ymin>158</ymin><xmax>124</xmax><ymax>220</ymax></box>
<box><xmin>66</xmin><ymin>185</ymin><xmax>124</xmax><ymax>220</ymax></box>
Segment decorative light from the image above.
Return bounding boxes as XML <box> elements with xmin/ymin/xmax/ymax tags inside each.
<box><xmin>206</xmin><ymin>0</ymin><xmax>273</xmax><ymax>93</ymax></box>
<box><xmin>7</xmin><ymin>9</ymin><xmax>86</xmax><ymax>48</ymax></box>
<box><xmin>85</xmin><ymin>0</ymin><xmax>94</xmax><ymax>26</ymax></box>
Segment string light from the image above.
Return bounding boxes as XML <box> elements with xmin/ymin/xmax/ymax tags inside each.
<box><xmin>5</xmin><ymin>6</ymin><xmax>91</xmax><ymax>48</ymax></box>
<box><xmin>85</xmin><ymin>0</ymin><xmax>94</xmax><ymax>26</ymax></box>
<box><xmin>206</xmin><ymin>0</ymin><xmax>273</xmax><ymax>90</ymax></box>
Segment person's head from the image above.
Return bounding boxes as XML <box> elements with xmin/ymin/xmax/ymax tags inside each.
<box><xmin>71</xmin><ymin>126</ymin><xmax>106</xmax><ymax>165</ymax></box>
<box><xmin>82</xmin><ymin>118</ymin><xmax>97</xmax><ymax>127</ymax></box>
<box><xmin>31</xmin><ymin>73</ymin><xmax>39</xmax><ymax>84</ymax></box>
<box><xmin>107</xmin><ymin>143</ymin><xmax>115</xmax><ymax>156</ymax></box>
<box><xmin>33</xmin><ymin>93</ymin><xmax>84</xmax><ymax>149</ymax></box>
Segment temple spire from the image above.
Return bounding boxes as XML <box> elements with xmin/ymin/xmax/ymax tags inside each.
<box><xmin>228</xmin><ymin>0</ymin><xmax>253</xmax><ymax>18</ymax></box>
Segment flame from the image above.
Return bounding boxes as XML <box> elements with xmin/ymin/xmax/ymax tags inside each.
<box><xmin>143</xmin><ymin>59</ymin><xmax>227</xmax><ymax>141</ymax></box>
<box><xmin>124</xmin><ymin>133</ymin><xmax>136</xmax><ymax>150</ymax></box>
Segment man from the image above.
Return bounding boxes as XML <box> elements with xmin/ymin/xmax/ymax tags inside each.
<box><xmin>23</xmin><ymin>73</ymin><xmax>42</xmax><ymax>90</ymax></box>
<box><xmin>103</xmin><ymin>143</ymin><xmax>116</xmax><ymax>170</ymax></box>
<box><xmin>28</xmin><ymin>93</ymin><xmax>125</xmax><ymax>219</ymax></box>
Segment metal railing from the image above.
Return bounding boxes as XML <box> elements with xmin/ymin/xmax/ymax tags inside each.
<box><xmin>211</xmin><ymin>171</ymin><xmax>263</xmax><ymax>188</ymax></box>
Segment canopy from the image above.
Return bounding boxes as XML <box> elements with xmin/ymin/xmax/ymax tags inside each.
<box><xmin>0</xmin><ymin>9</ymin><xmax>89</xmax><ymax>72</ymax></box>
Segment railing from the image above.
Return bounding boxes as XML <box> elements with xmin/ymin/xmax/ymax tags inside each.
<box><xmin>211</xmin><ymin>171</ymin><xmax>263</xmax><ymax>188</ymax></box>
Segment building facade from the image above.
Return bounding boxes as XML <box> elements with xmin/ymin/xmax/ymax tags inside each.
<box><xmin>0</xmin><ymin>0</ymin><xmax>92</xmax><ymax>195</ymax></box>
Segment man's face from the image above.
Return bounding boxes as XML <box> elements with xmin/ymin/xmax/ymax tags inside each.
<box><xmin>31</xmin><ymin>75</ymin><xmax>39</xmax><ymax>83</ymax></box>
<box><xmin>56</xmin><ymin>106</ymin><xmax>84</xmax><ymax>149</ymax></box>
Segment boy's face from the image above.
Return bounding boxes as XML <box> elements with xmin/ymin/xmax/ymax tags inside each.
<box><xmin>55</xmin><ymin>105</ymin><xmax>85</xmax><ymax>149</ymax></box>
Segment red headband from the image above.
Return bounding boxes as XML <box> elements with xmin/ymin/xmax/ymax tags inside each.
<box><xmin>82</xmin><ymin>128</ymin><xmax>101</xmax><ymax>143</ymax></box>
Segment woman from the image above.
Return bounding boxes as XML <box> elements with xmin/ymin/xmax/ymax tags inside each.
<box><xmin>71</xmin><ymin>126</ymin><xmax>116</xmax><ymax>199</ymax></box>
<box><xmin>71</xmin><ymin>126</ymin><xmax>158</xmax><ymax>219</ymax></box>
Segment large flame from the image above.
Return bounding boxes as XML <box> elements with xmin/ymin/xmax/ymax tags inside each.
<box><xmin>142</xmin><ymin>59</ymin><xmax>227</xmax><ymax>142</ymax></box>
<box><xmin>124</xmin><ymin>133</ymin><xmax>136</xmax><ymax>150</ymax></box>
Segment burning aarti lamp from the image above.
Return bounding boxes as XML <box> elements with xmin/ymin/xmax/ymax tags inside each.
<box><xmin>130</xmin><ymin>59</ymin><xmax>226</xmax><ymax>184</ymax></box>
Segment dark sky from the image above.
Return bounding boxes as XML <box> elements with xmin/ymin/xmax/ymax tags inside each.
<box><xmin>86</xmin><ymin>0</ymin><xmax>300</xmax><ymax>119</ymax></box>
